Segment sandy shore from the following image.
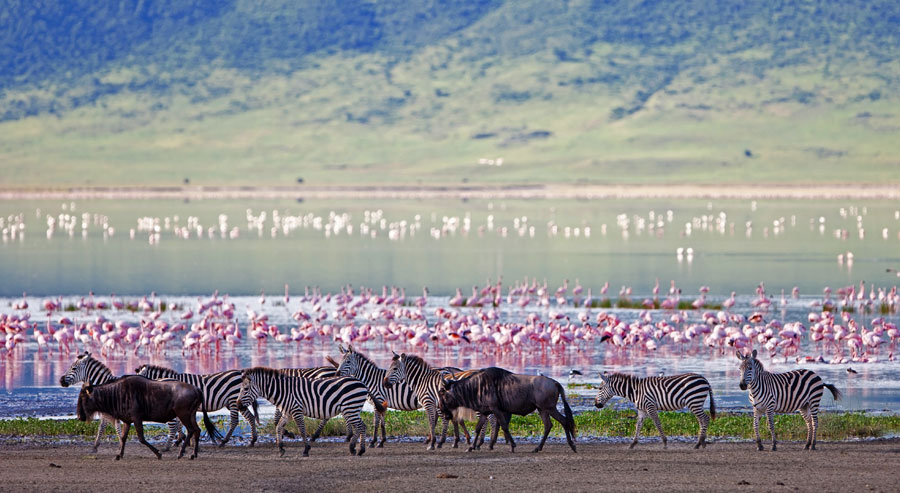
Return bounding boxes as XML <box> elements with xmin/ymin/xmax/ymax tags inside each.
<box><xmin>1</xmin><ymin>183</ymin><xmax>899</xmax><ymax>200</ymax></box>
<box><xmin>2</xmin><ymin>438</ymin><xmax>898</xmax><ymax>492</ymax></box>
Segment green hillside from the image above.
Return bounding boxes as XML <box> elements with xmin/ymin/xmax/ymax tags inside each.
<box><xmin>1</xmin><ymin>0</ymin><xmax>899</xmax><ymax>187</ymax></box>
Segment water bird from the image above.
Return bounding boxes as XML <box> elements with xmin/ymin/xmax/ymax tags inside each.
<box><xmin>846</xmin><ymin>368</ymin><xmax>857</xmax><ymax>374</ymax></box>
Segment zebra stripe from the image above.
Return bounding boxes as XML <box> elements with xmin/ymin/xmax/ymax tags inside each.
<box><xmin>737</xmin><ymin>349</ymin><xmax>841</xmax><ymax>450</ymax></box>
<box><xmin>237</xmin><ymin>367</ymin><xmax>368</xmax><ymax>457</ymax></box>
<box><xmin>336</xmin><ymin>345</ymin><xmax>421</xmax><ymax>447</ymax></box>
<box><xmin>59</xmin><ymin>351</ymin><xmax>121</xmax><ymax>452</ymax></box>
<box><xmin>595</xmin><ymin>371</ymin><xmax>715</xmax><ymax>449</ymax></box>
<box><xmin>385</xmin><ymin>352</ymin><xmax>495</xmax><ymax>450</ymax></box>
<box><xmin>267</xmin><ymin>367</ymin><xmax>341</xmax><ymax>440</ymax></box>
<box><xmin>135</xmin><ymin>364</ymin><xmax>257</xmax><ymax>449</ymax></box>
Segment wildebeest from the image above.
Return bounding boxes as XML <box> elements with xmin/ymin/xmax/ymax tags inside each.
<box><xmin>438</xmin><ymin>367</ymin><xmax>576</xmax><ymax>453</ymax></box>
<box><xmin>76</xmin><ymin>375</ymin><xmax>221</xmax><ymax>460</ymax></box>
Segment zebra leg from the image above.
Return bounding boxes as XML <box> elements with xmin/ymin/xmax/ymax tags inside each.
<box><xmin>380</xmin><ymin>411</ymin><xmax>388</xmax><ymax>448</ymax></box>
<box><xmin>437</xmin><ymin>414</ymin><xmax>450</xmax><ymax>449</ymax></box>
<box><xmin>533</xmin><ymin>409</ymin><xmax>553</xmax><ymax>453</ymax></box>
<box><xmin>649</xmin><ymin>409</ymin><xmax>667</xmax><ymax>449</ymax></box>
<box><xmin>370</xmin><ymin>410</ymin><xmax>382</xmax><ymax>448</ymax></box>
<box><xmin>275</xmin><ymin>408</ymin><xmax>295</xmax><ymax>439</ymax></box>
<box><xmin>630</xmin><ymin>410</ymin><xmax>646</xmax><ymax>449</ymax></box>
<box><xmin>116</xmin><ymin>422</ymin><xmax>131</xmax><ymax>461</ymax></box>
<box><xmin>799</xmin><ymin>406</ymin><xmax>813</xmax><ymax>450</ymax></box>
<box><xmin>92</xmin><ymin>417</ymin><xmax>107</xmax><ymax>453</ymax></box>
<box><xmin>467</xmin><ymin>415</ymin><xmax>487</xmax><ymax>452</ymax></box>
<box><xmin>811</xmin><ymin>411</ymin><xmax>819</xmax><ymax>450</ymax></box>
<box><xmin>765</xmin><ymin>409</ymin><xmax>777</xmax><ymax>451</ymax></box>
<box><xmin>163</xmin><ymin>420</ymin><xmax>180</xmax><ymax>452</ymax></box>
<box><xmin>239</xmin><ymin>406</ymin><xmax>258</xmax><ymax>447</ymax></box>
<box><xmin>425</xmin><ymin>403</ymin><xmax>439</xmax><ymax>451</ymax></box>
<box><xmin>752</xmin><ymin>408</ymin><xmax>763</xmax><ymax>451</ymax></box>
<box><xmin>275</xmin><ymin>412</ymin><xmax>288</xmax><ymax>457</ymax></box>
<box><xmin>692</xmin><ymin>407</ymin><xmax>710</xmax><ymax>449</ymax></box>
<box><xmin>344</xmin><ymin>408</ymin><xmax>366</xmax><ymax>456</ymax></box>
<box><xmin>310</xmin><ymin>419</ymin><xmax>328</xmax><ymax>442</ymax></box>
<box><xmin>290</xmin><ymin>409</ymin><xmax>311</xmax><ymax>457</ymax></box>
<box><xmin>218</xmin><ymin>403</ymin><xmax>241</xmax><ymax>447</ymax></box>
<box><xmin>489</xmin><ymin>414</ymin><xmax>500</xmax><ymax>450</ymax></box>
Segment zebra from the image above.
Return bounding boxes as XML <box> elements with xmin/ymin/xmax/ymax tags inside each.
<box><xmin>248</xmin><ymin>365</ymin><xmax>356</xmax><ymax>442</ymax></box>
<box><xmin>737</xmin><ymin>349</ymin><xmax>842</xmax><ymax>450</ymax></box>
<box><xmin>237</xmin><ymin>366</ymin><xmax>368</xmax><ymax>457</ymax></box>
<box><xmin>135</xmin><ymin>364</ymin><xmax>255</xmax><ymax>449</ymax></box>
<box><xmin>385</xmin><ymin>351</ymin><xmax>495</xmax><ymax>450</ymax></box>
<box><xmin>59</xmin><ymin>351</ymin><xmax>121</xmax><ymax>452</ymax></box>
<box><xmin>594</xmin><ymin>371</ymin><xmax>716</xmax><ymax>449</ymax></box>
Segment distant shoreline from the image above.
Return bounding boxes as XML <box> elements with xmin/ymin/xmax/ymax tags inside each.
<box><xmin>1</xmin><ymin>183</ymin><xmax>899</xmax><ymax>200</ymax></box>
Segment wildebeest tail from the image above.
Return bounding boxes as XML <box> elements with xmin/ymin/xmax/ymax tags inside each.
<box><xmin>825</xmin><ymin>383</ymin><xmax>842</xmax><ymax>401</ymax></box>
<box><xmin>203</xmin><ymin>409</ymin><xmax>224</xmax><ymax>444</ymax></box>
<box><xmin>556</xmin><ymin>381</ymin><xmax>576</xmax><ymax>437</ymax></box>
<box><xmin>708</xmin><ymin>387</ymin><xmax>716</xmax><ymax>421</ymax></box>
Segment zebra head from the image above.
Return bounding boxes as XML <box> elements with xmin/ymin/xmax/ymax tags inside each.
<box><xmin>593</xmin><ymin>372</ymin><xmax>615</xmax><ymax>408</ymax></box>
<box><xmin>336</xmin><ymin>344</ymin><xmax>360</xmax><ymax>378</ymax></box>
<box><xmin>384</xmin><ymin>351</ymin><xmax>406</xmax><ymax>389</ymax></box>
<box><xmin>237</xmin><ymin>368</ymin><xmax>262</xmax><ymax>405</ymax></box>
<box><xmin>737</xmin><ymin>349</ymin><xmax>760</xmax><ymax>390</ymax></box>
<box><xmin>60</xmin><ymin>351</ymin><xmax>92</xmax><ymax>387</ymax></box>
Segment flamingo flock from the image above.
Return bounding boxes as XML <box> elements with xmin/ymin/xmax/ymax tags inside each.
<box><xmin>2</xmin><ymin>280</ymin><xmax>898</xmax><ymax>366</ymax></box>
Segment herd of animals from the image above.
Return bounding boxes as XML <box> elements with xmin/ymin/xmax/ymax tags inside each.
<box><xmin>60</xmin><ymin>345</ymin><xmax>842</xmax><ymax>460</ymax></box>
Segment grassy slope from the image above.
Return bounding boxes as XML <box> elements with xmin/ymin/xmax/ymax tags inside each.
<box><xmin>1</xmin><ymin>2</ymin><xmax>898</xmax><ymax>187</ymax></box>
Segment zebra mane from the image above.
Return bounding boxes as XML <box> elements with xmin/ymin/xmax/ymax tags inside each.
<box><xmin>245</xmin><ymin>367</ymin><xmax>282</xmax><ymax>378</ymax></box>
<box><xmin>403</xmin><ymin>354</ymin><xmax>432</xmax><ymax>371</ymax></box>
<box><xmin>70</xmin><ymin>352</ymin><xmax>112</xmax><ymax>373</ymax></box>
<box><xmin>349</xmin><ymin>349</ymin><xmax>381</xmax><ymax>369</ymax></box>
<box><xmin>141</xmin><ymin>364</ymin><xmax>177</xmax><ymax>375</ymax></box>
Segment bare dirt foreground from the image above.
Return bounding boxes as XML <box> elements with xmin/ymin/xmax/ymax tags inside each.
<box><xmin>1</xmin><ymin>439</ymin><xmax>898</xmax><ymax>492</ymax></box>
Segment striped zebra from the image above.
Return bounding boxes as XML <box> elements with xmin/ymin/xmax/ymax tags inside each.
<box><xmin>135</xmin><ymin>364</ymin><xmax>254</xmax><ymax>449</ymax></box>
<box><xmin>258</xmin><ymin>365</ymin><xmax>356</xmax><ymax>442</ymax></box>
<box><xmin>594</xmin><ymin>371</ymin><xmax>716</xmax><ymax>449</ymax></box>
<box><xmin>59</xmin><ymin>351</ymin><xmax>121</xmax><ymax>452</ymax></box>
<box><xmin>737</xmin><ymin>349</ymin><xmax>842</xmax><ymax>450</ymax></box>
<box><xmin>237</xmin><ymin>367</ymin><xmax>368</xmax><ymax>457</ymax></box>
<box><xmin>385</xmin><ymin>352</ymin><xmax>494</xmax><ymax>450</ymax></box>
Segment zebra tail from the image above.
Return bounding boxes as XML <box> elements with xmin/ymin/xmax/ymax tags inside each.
<box><xmin>371</xmin><ymin>395</ymin><xmax>387</xmax><ymax>414</ymax></box>
<box><xmin>252</xmin><ymin>399</ymin><xmax>261</xmax><ymax>425</ymax></box>
<box><xmin>708</xmin><ymin>388</ymin><xmax>716</xmax><ymax>421</ymax></box>
<box><xmin>556</xmin><ymin>382</ymin><xmax>576</xmax><ymax>437</ymax></box>
<box><xmin>203</xmin><ymin>409</ymin><xmax>224</xmax><ymax>444</ymax></box>
<box><xmin>325</xmin><ymin>355</ymin><xmax>340</xmax><ymax>368</ymax></box>
<box><xmin>825</xmin><ymin>383</ymin><xmax>843</xmax><ymax>401</ymax></box>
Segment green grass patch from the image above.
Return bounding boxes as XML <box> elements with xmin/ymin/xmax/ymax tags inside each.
<box><xmin>6</xmin><ymin>411</ymin><xmax>899</xmax><ymax>442</ymax></box>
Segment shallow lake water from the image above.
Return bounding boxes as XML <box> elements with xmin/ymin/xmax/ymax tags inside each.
<box><xmin>1</xmin><ymin>198</ymin><xmax>899</xmax><ymax>418</ymax></box>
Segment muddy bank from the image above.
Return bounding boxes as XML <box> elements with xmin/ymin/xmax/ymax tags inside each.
<box><xmin>1</xmin><ymin>439</ymin><xmax>898</xmax><ymax>492</ymax></box>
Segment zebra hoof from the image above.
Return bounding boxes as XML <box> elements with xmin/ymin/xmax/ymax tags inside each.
<box><xmin>629</xmin><ymin>443</ymin><xmax>637</xmax><ymax>450</ymax></box>
<box><xmin>531</xmin><ymin>447</ymin><xmax>541</xmax><ymax>453</ymax></box>
<box><xmin>772</xmin><ymin>445</ymin><xmax>777</xmax><ymax>451</ymax></box>
<box><xmin>357</xmin><ymin>447</ymin><xmax>366</xmax><ymax>457</ymax></box>
<box><xmin>282</xmin><ymin>430</ymin><xmax>296</xmax><ymax>439</ymax></box>
<box><xmin>279</xmin><ymin>448</ymin><xmax>286</xmax><ymax>457</ymax></box>
<box><xmin>115</xmin><ymin>455</ymin><xmax>122</xmax><ymax>461</ymax></box>
<box><xmin>377</xmin><ymin>442</ymin><xmax>384</xmax><ymax>448</ymax></box>
<box><xmin>466</xmin><ymin>447</ymin><xmax>475</xmax><ymax>453</ymax></box>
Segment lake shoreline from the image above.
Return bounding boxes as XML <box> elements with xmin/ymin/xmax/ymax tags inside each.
<box><xmin>2</xmin><ymin>183</ymin><xmax>900</xmax><ymax>200</ymax></box>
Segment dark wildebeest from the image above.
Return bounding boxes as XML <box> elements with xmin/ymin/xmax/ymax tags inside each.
<box><xmin>438</xmin><ymin>367</ymin><xmax>576</xmax><ymax>453</ymax></box>
<box><xmin>76</xmin><ymin>375</ymin><xmax>221</xmax><ymax>460</ymax></box>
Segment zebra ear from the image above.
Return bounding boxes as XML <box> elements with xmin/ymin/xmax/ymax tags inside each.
<box><xmin>348</xmin><ymin>344</ymin><xmax>355</xmax><ymax>353</ymax></box>
<box><xmin>599</xmin><ymin>372</ymin><xmax>609</xmax><ymax>383</ymax></box>
<box><xmin>339</xmin><ymin>345</ymin><xmax>347</xmax><ymax>354</ymax></box>
<box><xmin>392</xmin><ymin>351</ymin><xmax>399</xmax><ymax>359</ymax></box>
<box><xmin>751</xmin><ymin>349</ymin><xmax>758</xmax><ymax>359</ymax></box>
<box><xmin>735</xmin><ymin>350</ymin><xmax>745</xmax><ymax>360</ymax></box>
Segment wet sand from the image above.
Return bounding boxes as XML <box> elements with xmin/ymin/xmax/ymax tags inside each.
<box><xmin>1</xmin><ymin>183</ymin><xmax>899</xmax><ymax>200</ymax></box>
<box><xmin>2</xmin><ymin>438</ymin><xmax>898</xmax><ymax>492</ymax></box>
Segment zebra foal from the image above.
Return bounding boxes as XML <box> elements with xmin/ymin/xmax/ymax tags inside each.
<box><xmin>737</xmin><ymin>349</ymin><xmax>841</xmax><ymax>451</ymax></box>
<box><xmin>594</xmin><ymin>371</ymin><xmax>715</xmax><ymax>449</ymax></box>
